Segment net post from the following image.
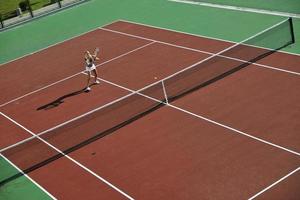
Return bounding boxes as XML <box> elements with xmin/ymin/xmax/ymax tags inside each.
<box><xmin>162</xmin><ymin>81</ymin><xmax>169</xmax><ymax>104</ymax></box>
<box><xmin>289</xmin><ymin>17</ymin><xmax>295</xmax><ymax>43</ymax></box>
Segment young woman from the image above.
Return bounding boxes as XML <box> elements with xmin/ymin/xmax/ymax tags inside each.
<box><xmin>84</xmin><ymin>50</ymin><xmax>100</xmax><ymax>91</ymax></box>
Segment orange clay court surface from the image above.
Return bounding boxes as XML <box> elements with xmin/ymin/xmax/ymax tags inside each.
<box><xmin>0</xmin><ymin>20</ymin><xmax>299</xmax><ymax>199</ymax></box>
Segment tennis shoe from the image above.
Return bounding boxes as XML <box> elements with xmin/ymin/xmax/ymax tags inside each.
<box><xmin>85</xmin><ymin>87</ymin><xmax>91</xmax><ymax>92</ymax></box>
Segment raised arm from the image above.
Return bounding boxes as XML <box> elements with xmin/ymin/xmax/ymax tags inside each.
<box><xmin>84</xmin><ymin>54</ymin><xmax>89</xmax><ymax>64</ymax></box>
<box><xmin>92</xmin><ymin>54</ymin><xmax>100</xmax><ymax>60</ymax></box>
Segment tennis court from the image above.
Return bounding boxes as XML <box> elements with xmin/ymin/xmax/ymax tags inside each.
<box><xmin>0</xmin><ymin>3</ymin><xmax>300</xmax><ymax>199</ymax></box>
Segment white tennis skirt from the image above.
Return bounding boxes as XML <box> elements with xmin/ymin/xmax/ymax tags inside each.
<box><xmin>85</xmin><ymin>64</ymin><xmax>96</xmax><ymax>72</ymax></box>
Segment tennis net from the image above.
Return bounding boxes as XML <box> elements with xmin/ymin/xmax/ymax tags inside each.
<box><xmin>0</xmin><ymin>17</ymin><xmax>295</xmax><ymax>186</ymax></box>
<box><xmin>164</xmin><ymin>17</ymin><xmax>295</xmax><ymax>101</ymax></box>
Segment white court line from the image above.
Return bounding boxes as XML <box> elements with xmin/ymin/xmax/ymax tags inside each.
<box><xmin>0</xmin><ymin>19</ymin><xmax>298</xmax><ymax>200</ymax></box>
<box><xmin>1</xmin><ymin>19</ymin><xmax>299</xmax><ymax>198</ymax></box>
<box><xmin>81</xmin><ymin>76</ymin><xmax>300</xmax><ymax>199</ymax></box>
<box><xmin>0</xmin><ymin>153</ymin><xmax>57</xmax><ymax>200</ymax></box>
<box><xmin>119</xmin><ymin>19</ymin><xmax>300</xmax><ymax>57</ymax></box>
<box><xmin>3</xmin><ymin>18</ymin><xmax>299</xmax><ymax>156</ymax></box>
<box><xmin>0</xmin><ymin>92</ymin><xmax>134</xmax><ymax>153</ymax></box>
<box><xmin>0</xmin><ymin>43</ymin><xmax>156</xmax><ymax>153</ymax></box>
<box><xmin>248</xmin><ymin>167</ymin><xmax>300</xmax><ymax>199</ymax></box>
<box><xmin>0</xmin><ymin>18</ymin><xmax>298</xmax><ymax>154</ymax></box>
<box><xmin>0</xmin><ymin>73</ymin><xmax>81</xmax><ymax>108</ymax></box>
<box><xmin>168</xmin><ymin>104</ymin><xmax>300</xmax><ymax>157</ymax></box>
<box><xmin>87</xmin><ymin>19</ymin><xmax>300</xmax><ymax>158</ymax></box>
<box><xmin>1</xmin><ymin>19</ymin><xmax>299</xmax><ymax>108</ymax></box>
<box><xmin>0</xmin><ymin>112</ymin><xmax>135</xmax><ymax>200</ymax></box>
<box><xmin>101</xmin><ymin>27</ymin><xmax>300</xmax><ymax>76</ymax></box>
<box><xmin>3</xmin><ymin>18</ymin><xmax>286</xmax><ymax>152</ymax></box>
<box><xmin>0</xmin><ymin>41</ymin><xmax>155</xmax><ymax>108</ymax></box>
<box><xmin>79</xmin><ymin>75</ymin><xmax>300</xmax><ymax>157</ymax></box>
<box><xmin>2</xmin><ymin>76</ymin><xmax>299</xmax><ymax>200</ymax></box>
<box><xmin>168</xmin><ymin>0</ymin><xmax>300</xmax><ymax>19</ymax></box>
<box><xmin>103</xmin><ymin>18</ymin><xmax>298</xmax><ymax>93</ymax></box>
<box><xmin>1</xmin><ymin>18</ymin><xmax>298</xmax><ymax>153</ymax></box>
<box><xmin>75</xmin><ymin>69</ymin><xmax>300</xmax><ymax>159</ymax></box>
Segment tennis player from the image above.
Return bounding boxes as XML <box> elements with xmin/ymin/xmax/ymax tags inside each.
<box><xmin>84</xmin><ymin>50</ymin><xmax>100</xmax><ymax>91</ymax></box>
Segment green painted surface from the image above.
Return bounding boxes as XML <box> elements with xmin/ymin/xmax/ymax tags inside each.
<box><xmin>0</xmin><ymin>0</ymin><xmax>299</xmax><ymax>199</ymax></box>
<box><xmin>0</xmin><ymin>157</ymin><xmax>52</xmax><ymax>200</ymax></box>
<box><xmin>0</xmin><ymin>0</ymin><xmax>299</xmax><ymax>65</ymax></box>
<box><xmin>192</xmin><ymin>0</ymin><xmax>300</xmax><ymax>14</ymax></box>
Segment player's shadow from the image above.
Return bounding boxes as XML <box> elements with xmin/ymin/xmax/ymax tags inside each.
<box><xmin>36</xmin><ymin>85</ymin><xmax>94</xmax><ymax>111</ymax></box>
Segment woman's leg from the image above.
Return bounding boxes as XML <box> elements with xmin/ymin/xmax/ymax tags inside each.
<box><xmin>93</xmin><ymin>69</ymin><xmax>100</xmax><ymax>84</ymax></box>
<box><xmin>86</xmin><ymin>71</ymin><xmax>91</xmax><ymax>89</ymax></box>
